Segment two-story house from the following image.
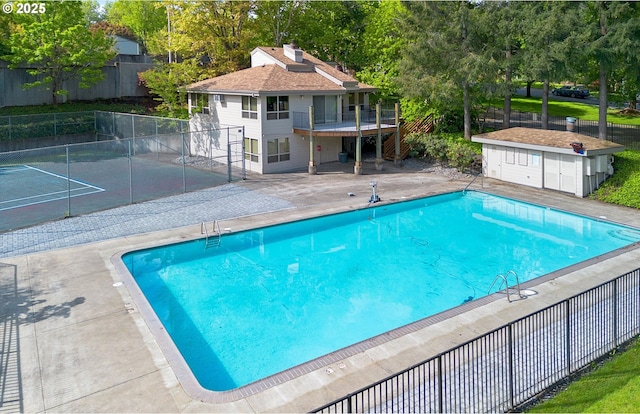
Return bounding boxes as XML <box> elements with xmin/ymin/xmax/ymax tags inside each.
<box><xmin>185</xmin><ymin>44</ymin><xmax>399</xmax><ymax>174</ymax></box>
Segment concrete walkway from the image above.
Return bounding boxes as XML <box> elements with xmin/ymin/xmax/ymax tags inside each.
<box><xmin>2</xmin><ymin>160</ymin><xmax>640</xmax><ymax>413</ymax></box>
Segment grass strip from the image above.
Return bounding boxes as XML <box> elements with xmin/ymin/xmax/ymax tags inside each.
<box><xmin>528</xmin><ymin>339</ymin><xmax>640</xmax><ymax>413</ymax></box>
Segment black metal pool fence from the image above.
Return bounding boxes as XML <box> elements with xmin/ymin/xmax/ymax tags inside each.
<box><xmin>481</xmin><ymin>108</ymin><xmax>640</xmax><ymax>149</ymax></box>
<box><xmin>313</xmin><ymin>266</ymin><xmax>640</xmax><ymax>413</ymax></box>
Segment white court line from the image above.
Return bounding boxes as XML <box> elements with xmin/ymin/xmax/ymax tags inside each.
<box><xmin>0</xmin><ymin>188</ymin><xmax>105</xmax><ymax>212</ymax></box>
<box><xmin>0</xmin><ymin>165</ymin><xmax>30</xmax><ymax>173</ymax></box>
<box><xmin>0</xmin><ymin>187</ymin><xmax>104</xmax><ymax>206</ymax></box>
<box><xmin>0</xmin><ymin>165</ymin><xmax>106</xmax><ymax>211</ymax></box>
<box><xmin>24</xmin><ymin>165</ymin><xmax>105</xmax><ymax>192</ymax></box>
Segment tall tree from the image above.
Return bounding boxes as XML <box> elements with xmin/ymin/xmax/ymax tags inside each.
<box><xmin>106</xmin><ymin>0</ymin><xmax>167</xmax><ymax>48</ymax></box>
<box><xmin>520</xmin><ymin>1</ymin><xmax>582</xmax><ymax>129</ymax></box>
<box><xmin>150</xmin><ymin>0</ymin><xmax>256</xmax><ymax>75</ymax></box>
<box><xmin>583</xmin><ymin>1</ymin><xmax>614</xmax><ymax>139</ymax></box>
<box><xmin>578</xmin><ymin>1</ymin><xmax>640</xmax><ymax>138</ymax></box>
<box><xmin>291</xmin><ymin>0</ymin><xmax>368</xmax><ymax>72</ymax></box>
<box><xmin>0</xmin><ymin>13</ymin><xmax>12</xmax><ymax>56</ymax></box>
<box><xmin>3</xmin><ymin>0</ymin><xmax>116</xmax><ymax>105</ymax></box>
<box><xmin>399</xmin><ymin>1</ymin><xmax>492</xmax><ymax>139</ymax></box>
<box><xmin>251</xmin><ymin>0</ymin><xmax>304</xmax><ymax>47</ymax></box>
<box><xmin>82</xmin><ymin>0</ymin><xmax>106</xmax><ymax>25</ymax></box>
<box><xmin>356</xmin><ymin>0</ymin><xmax>407</xmax><ymax>101</ymax></box>
<box><xmin>481</xmin><ymin>1</ymin><xmax>526</xmax><ymax>129</ymax></box>
<box><xmin>598</xmin><ymin>2</ymin><xmax>640</xmax><ymax>110</ymax></box>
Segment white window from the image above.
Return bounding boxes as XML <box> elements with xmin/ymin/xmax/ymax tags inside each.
<box><xmin>192</xmin><ymin>93</ymin><xmax>210</xmax><ymax>114</ymax></box>
<box><xmin>267</xmin><ymin>137</ymin><xmax>290</xmax><ymax>163</ymax></box>
<box><xmin>505</xmin><ymin>148</ymin><xmax>515</xmax><ymax>164</ymax></box>
<box><xmin>348</xmin><ymin>92</ymin><xmax>365</xmax><ymax>112</ymax></box>
<box><xmin>244</xmin><ymin>137</ymin><xmax>259</xmax><ymax>162</ymax></box>
<box><xmin>266</xmin><ymin>96</ymin><xmax>289</xmax><ymax>120</ymax></box>
<box><xmin>518</xmin><ymin>149</ymin><xmax>528</xmax><ymax>166</ymax></box>
<box><xmin>242</xmin><ymin>96</ymin><xmax>258</xmax><ymax>119</ymax></box>
<box><xmin>313</xmin><ymin>95</ymin><xmax>338</xmax><ymax>124</ymax></box>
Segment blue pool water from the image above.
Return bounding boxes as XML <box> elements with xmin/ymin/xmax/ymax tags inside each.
<box><xmin>122</xmin><ymin>191</ymin><xmax>640</xmax><ymax>391</ymax></box>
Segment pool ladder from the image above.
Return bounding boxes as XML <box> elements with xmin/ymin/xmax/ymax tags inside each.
<box><xmin>488</xmin><ymin>270</ymin><xmax>526</xmax><ymax>302</ymax></box>
<box><xmin>201</xmin><ymin>221</ymin><xmax>222</xmax><ymax>248</ymax></box>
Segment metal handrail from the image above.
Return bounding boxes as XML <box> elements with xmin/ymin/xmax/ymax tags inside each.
<box><xmin>201</xmin><ymin>221</ymin><xmax>221</xmax><ymax>248</ymax></box>
<box><xmin>488</xmin><ymin>269</ymin><xmax>524</xmax><ymax>302</ymax></box>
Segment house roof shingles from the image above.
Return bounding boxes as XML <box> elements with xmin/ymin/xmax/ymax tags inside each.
<box><xmin>185</xmin><ymin>46</ymin><xmax>375</xmax><ymax>94</ymax></box>
<box><xmin>472</xmin><ymin>127</ymin><xmax>624</xmax><ymax>155</ymax></box>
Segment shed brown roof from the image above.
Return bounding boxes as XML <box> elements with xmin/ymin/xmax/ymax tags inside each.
<box><xmin>472</xmin><ymin>127</ymin><xmax>623</xmax><ymax>154</ymax></box>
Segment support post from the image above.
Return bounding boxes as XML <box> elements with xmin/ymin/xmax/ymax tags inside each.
<box><xmin>394</xmin><ymin>102</ymin><xmax>402</xmax><ymax>165</ymax></box>
<box><xmin>66</xmin><ymin>145</ymin><xmax>71</xmax><ymax>217</ymax></box>
<box><xmin>354</xmin><ymin>106</ymin><xmax>362</xmax><ymax>175</ymax></box>
<box><xmin>241</xmin><ymin>126</ymin><xmax>246</xmax><ymax>180</ymax></box>
<box><xmin>375</xmin><ymin>103</ymin><xmax>383</xmax><ymax>171</ymax></box>
<box><xmin>308</xmin><ymin>106</ymin><xmax>317</xmax><ymax>175</ymax></box>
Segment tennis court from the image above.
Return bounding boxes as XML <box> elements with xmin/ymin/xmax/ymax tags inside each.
<box><xmin>0</xmin><ymin>139</ymin><xmax>235</xmax><ymax>232</ymax></box>
<box><xmin>1</xmin><ymin>165</ymin><xmax>105</xmax><ymax>211</ymax></box>
<box><xmin>0</xmin><ymin>112</ymin><xmax>246</xmax><ymax>232</ymax></box>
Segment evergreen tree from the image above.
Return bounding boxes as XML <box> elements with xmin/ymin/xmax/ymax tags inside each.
<box><xmin>399</xmin><ymin>1</ymin><xmax>492</xmax><ymax>139</ymax></box>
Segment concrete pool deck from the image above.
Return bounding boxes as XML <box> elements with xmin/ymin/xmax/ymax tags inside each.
<box><xmin>2</xmin><ymin>160</ymin><xmax>640</xmax><ymax>413</ymax></box>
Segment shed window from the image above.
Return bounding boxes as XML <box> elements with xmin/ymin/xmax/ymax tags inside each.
<box><xmin>505</xmin><ymin>148</ymin><xmax>515</xmax><ymax>164</ymax></box>
<box><xmin>518</xmin><ymin>149</ymin><xmax>528</xmax><ymax>166</ymax></box>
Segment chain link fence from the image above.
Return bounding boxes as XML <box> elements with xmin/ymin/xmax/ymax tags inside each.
<box><xmin>0</xmin><ymin>111</ymin><xmax>245</xmax><ymax>232</ymax></box>
<box><xmin>481</xmin><ymin>108</ymin><xmax>640</xmax><ymax>149</ymax></box>
<box><xmin>0</xmin><ymin>112</ymin><xmax>96</xmax><ymax>151</ymax></box>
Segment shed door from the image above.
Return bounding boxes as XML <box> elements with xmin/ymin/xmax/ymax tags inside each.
<box><xmin>486</xmin><ymin>145</ymin><xmax>501</xmax><ymax>179</ymax></box>
<box><xmin>544</xmin><ymin>153</ymin><xmax>576</xmax><ymax>194</ymax></box>
<box><xmin>559</xmin><ymin>154</ymin><xmax>576</xmax><ymax>193</ymax></box>
<box><xmin>544</xmin><ymin>153</ymin><xmax>559</xmax><ymax>190</ymax></box>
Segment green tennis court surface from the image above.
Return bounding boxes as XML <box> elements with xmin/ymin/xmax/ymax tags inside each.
<box><xmin>0</xmin><ymin>165</ymin><xmax>105</xmax><ymax>212</ymax></box>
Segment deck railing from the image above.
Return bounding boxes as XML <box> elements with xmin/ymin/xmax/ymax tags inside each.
<box><xmin>293</xmin><ymin>106</ymin><xmax>396</xmax><ymax>131</ymax></box>
<box><xmin>313</xmin><ymin>266</ymin><xmax>640</xmax><ymax>413</ymax></box>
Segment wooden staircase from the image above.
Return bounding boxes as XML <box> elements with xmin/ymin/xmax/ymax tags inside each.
<box><xmin>383</xmin><ymin>114</ymin><xmax>434</xmax><ymax>161</ymax></box>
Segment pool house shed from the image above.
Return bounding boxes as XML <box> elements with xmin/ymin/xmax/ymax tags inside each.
<box><xmin>185</xmin><ymin>43</ymin><xmax>400</xmax><ymax>175</ymax></box>
<box><xmin>472</xmin><ymin>127</ymin><xmax>624</xmax><ymax>197</ymax></box>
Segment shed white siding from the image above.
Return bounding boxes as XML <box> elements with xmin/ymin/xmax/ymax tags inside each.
<box><xmin>480</xmin><ymin>143</ymin><xmax>615</xmax><ymax>197</ymax></box>
<box><xmin>496</xmin><ymin>147</ymin><xmax>542</xmax><ymax>188</ymax></box>
<box><xmin>473</xmin><ymin>128</ymin><xmax>623</xmax><ymax>198</ymax></box>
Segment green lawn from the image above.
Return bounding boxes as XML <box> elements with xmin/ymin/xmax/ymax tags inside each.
<box><xmin>528</xmin><ymin>339</ymin><xmax>640</xmax><ymax>413</ymax></box>
<box><xmin>506</xmin><ymin>96</ymin><xmax>640</xmax><ymax>125</ymax></box>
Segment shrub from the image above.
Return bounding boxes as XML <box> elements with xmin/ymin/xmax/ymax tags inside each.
<box><xmin>423</xmin><ymin>134</ymin><xmax>449</xmax><ymax>165</ymax></box>
<box><xmin>403</xmin><ymin>132</ymin><xmax>429</xmax><ymax>158</ymax></box>
<box><xmin>590</xmin><ymin>150</ymin><xmax>640</xmax><ymax>208</ymax></box>
<box><xmin>446</xmin><ymin>142</ymin><xmax>477</xmax><ymax>172</ymax></box>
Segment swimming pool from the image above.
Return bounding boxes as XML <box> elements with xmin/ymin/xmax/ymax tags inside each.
<box><xmin>120</xmin><ymin>191</ymin><xmax>640</xmax><ymax>392</ymax></box>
